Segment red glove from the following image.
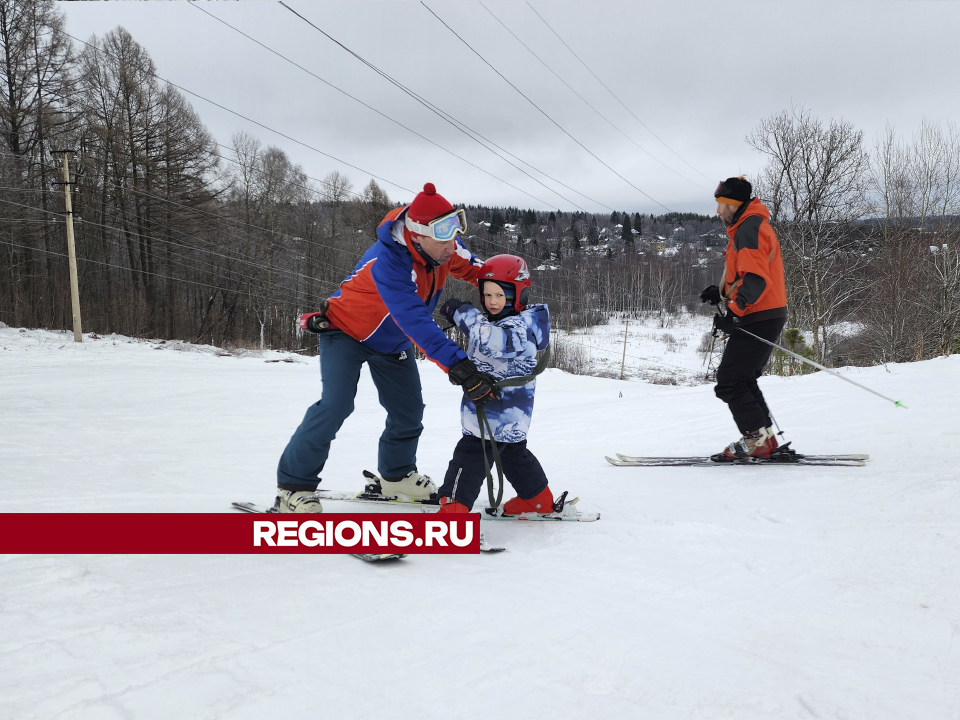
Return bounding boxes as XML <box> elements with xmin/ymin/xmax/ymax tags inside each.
<box><xmin>299</xmin><ymin>300</ymin><xmax>330</xmax><ymax>333</ymax></box>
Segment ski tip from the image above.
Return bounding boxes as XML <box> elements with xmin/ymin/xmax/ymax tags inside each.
<box><xmin>354</xmin><ymin>553</ymin><xmax>407</xmax><ymax>562</ymax></box>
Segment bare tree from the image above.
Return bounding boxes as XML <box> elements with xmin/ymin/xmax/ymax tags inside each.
<box><xmin>865</xmin><ymin>121</ymin><xmax>960</xmax><ymax>361</ymax></box>
<box><xmin>0</xmin><ymin>0</ymin><xmax>75</xmax><ymax>327</ymax></box>
<box><xmin>749</xmin><ymin>106</ymin><xmax>871</xmax><ymax>363</ymax></box>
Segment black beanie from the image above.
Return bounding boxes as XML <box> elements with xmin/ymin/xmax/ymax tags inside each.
<box><xmin>714</xmin><ymin>177</ymin><xmax>752</xmax><ymax>206</ymax></box>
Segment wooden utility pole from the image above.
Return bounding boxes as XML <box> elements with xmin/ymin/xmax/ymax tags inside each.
<box><xmin>52</xmin><ymin>149</ymin><xmax>82</xmax><ymax>342</ymax></box>
<box><xmin>619</xmin><ymin>319</ymin><xmax>629</xmax><ymax>380</ymax></box>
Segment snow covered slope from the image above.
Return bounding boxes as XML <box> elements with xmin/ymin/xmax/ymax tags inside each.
<box><xmin>1</xmin><ymin>327</ymin><xmax>958</xmax><ymax>719</ymax></box>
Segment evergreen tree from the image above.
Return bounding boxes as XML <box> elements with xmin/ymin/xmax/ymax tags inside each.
<box><xmin>588</xmin><ymin>224</ymin><xmax>599</xmax><ymax>246</ymax></box>
<box><xmin>621</xmin><ymin>214</ymin><xmax>633</xmax><ymax>247</ymax></box>
<box><xmin>489</xmin><ymin>209</ymin><xmax>504</xmax><ymax>236</ymax></box>
<box><xmin>610</xmin><ymin>210</ymin><xmax>620</xmax><ymax>224</ymax></box>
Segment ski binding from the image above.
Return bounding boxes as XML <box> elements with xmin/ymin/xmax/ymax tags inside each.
<box><xmin>483</xmin><ymin>491</ymin><xmax>600</xmax><ymax>522</ymax></box>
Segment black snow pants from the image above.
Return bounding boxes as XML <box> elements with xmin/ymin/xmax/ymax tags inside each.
<box><xmin>714</xmin><ymin>316</ymin><xmax>787</xmax><ymax>434</ymax></box>
<box><xmin>438</xmin><ymin>435</ymin><xmax>549</xmax><ymax>510</ymax></box>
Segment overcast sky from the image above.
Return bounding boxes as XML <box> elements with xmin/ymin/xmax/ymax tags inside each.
<box><xmin>60</xmin><ymin>1</ymin><xmax>960</xmax><ymax>216</ymax></box>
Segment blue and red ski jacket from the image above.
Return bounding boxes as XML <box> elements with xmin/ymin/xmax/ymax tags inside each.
<box><xmin>323</xmin><ymin>206</ymin><xmax>484</xmax><ymax>370</ymax></box>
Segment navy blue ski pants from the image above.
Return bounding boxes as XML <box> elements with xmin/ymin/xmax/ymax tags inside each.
<box><xmin>277</xmin><ymin>330</ymin><xmax>424</xmax><ymax>490</ymax></box>
<box><xmin>438</xmin><ymin>435</ymin><xmax>548</xmax><ymax>510</ymax></box>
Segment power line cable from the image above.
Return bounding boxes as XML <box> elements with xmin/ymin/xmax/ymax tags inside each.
<box><xmin>2</xmin><ymin>183</ymin><xmax>590</xmax><ymax>308</ymax></box>
<box><xmin>63</xmin><ymin>30</ymin><xmax>416</xmax><ymax>197</ymax></box>
<box><xmin>0</xmin><ymin>195</ymin><xmax>341</xmax><ymax>293</ymax></box>
<box><xmin>420</xmin><ymin>2</ymin><xmax>671</xmax><ymax>212</ymax></box>
<box><xmin>6</xmin><ymin>225</ymin><xmax>707</xmax><ymax>366</ymax></box>
<box><xmin>3</xmin><ymin>164</ymin><xmax>690</xmax><ymax>310</ymax></box>
<box><xmin>212</xmin><ymin>141</ymin><xmax>366</xmax><ymax>202</ymax></box>
<box><xmin>479</xmin><ymin>1</ymin><xmax>708</xmax><ymax>191</ymax></box>
<box><xmin>2</xmin><ymin>149</ymin><xmax>593</xmax><ymax>300</ymax></box>
<box><xmin>189</xmin><ymin>1</ymin><xmax>561</xmax><ymax>211</ymax></box>
<box><xmin>276</xmin><ymin>1</ymin><xmax>610</xmax><ymax>212</ymax></box>
<box><xmin>0</xmin><ymin>238</ymin><xmax>304</xmax><ymax>308</ymax></box>
<box><xmin>526</xmin><ymin>1</ymin><xmax>714</xmax><ymax>184</ymax></box>
<box><xmin>0</xmin><ymin>145</ymin><xmax>361</xmax><ymax>271</ymax></box>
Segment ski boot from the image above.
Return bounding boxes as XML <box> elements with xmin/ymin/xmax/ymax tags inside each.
<box><xmin>377</xmin><ymin>469</ymin><xmax>437</xmax><ymax>501</ymax></box>
<box><xmin>436</xmin><ymin>497</ymin><xmax>471</xmax><ymax>513</ymax></box>
<box><xmin>711</xmin><ymin>426</ymin><xmax>778</xmax><ymax>462</ymax></box>
<box><xmin>274</xmin><ymin>488</ymin><xmax>323</xmax><ymax>513</ymax></box>
<box><xmin>502</xmin><ymin>485</ymin><xmax>554</xmax><ymax>515</ymax></box>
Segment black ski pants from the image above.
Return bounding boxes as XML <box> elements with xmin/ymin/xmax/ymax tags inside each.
<box><xmin>714</xmin><ymin>316</ymin><xmax>787</xmax><ymax>434</ymax></box>
<box><xmin>438</xmin><ymin>435</ymin><xmax>549</xmax><ymax>510</ymax></box>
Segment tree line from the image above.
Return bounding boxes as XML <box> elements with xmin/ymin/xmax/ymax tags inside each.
<box><xmin>2</xmin><ymin>4</ymin><xmax>957</xmax><ymax>366</ymax></box>
<box><xmin>0</xmin><ymin>4</ymin><xmax>722</xmax><ymax>353</ymax></box>
<box><xmin>751</xmin><ymin>107</ymin><xmax>960</xmax><ymax>364</ymax></box>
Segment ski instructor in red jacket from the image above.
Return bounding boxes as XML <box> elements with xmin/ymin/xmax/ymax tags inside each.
<box><xmin>274</xmin><ymin>183</ymin><xmax>494</xmax><ymax>512</ymax></box>
<box><xmin>700</xmin><ymin>176</ymin><xmax>788</xmax><ymax>461</ymax></box>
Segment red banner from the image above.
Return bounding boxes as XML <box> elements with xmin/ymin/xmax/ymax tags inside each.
<box><xmin>0</xmin><ymin>513</ymin><xmax>481</xmax><ymax>554</ymax></box>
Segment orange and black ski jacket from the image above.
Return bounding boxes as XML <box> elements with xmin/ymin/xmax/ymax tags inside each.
<box><xmin>721</xmin><ymin>199</ymin><xmax>787</xmax><ymax>324</ymax></box>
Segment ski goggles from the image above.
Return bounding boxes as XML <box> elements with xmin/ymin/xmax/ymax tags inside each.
<box><xmin>405</xmin><ymin>208</ymin><xmax>467</xmax><ymax>241</ymax></box>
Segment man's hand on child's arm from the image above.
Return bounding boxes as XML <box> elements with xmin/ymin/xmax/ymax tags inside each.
<box><xmin>448</xmin><ymin>358</ymin><xmax>501</xmax><ymax>408</ymax></box>
<box><xmin>440</xmin><ymin>298</ymin><xmax>470</xmax><ymax>323</ymax></box>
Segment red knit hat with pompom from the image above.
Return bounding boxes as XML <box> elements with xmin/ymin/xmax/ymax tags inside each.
<box><xmin>407</xmin><ymin>183</ymin><xmax>454</xmax><ymax>224</ymax></box>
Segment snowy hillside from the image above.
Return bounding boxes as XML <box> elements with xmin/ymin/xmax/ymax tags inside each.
<box><xmin>554</xmin><ymin>311</ymin><xmax>715</xmax><ymax>385</ymax></box>
<box><xmin>2</xmin><ymin>326</ymin><xmax>959</xmax><ymax>719</ymax></box>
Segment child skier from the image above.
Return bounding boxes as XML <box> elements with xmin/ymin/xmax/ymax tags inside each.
<box><xmin>435</xmin><ymin>254</ymin><xmax>554</xmax><ymax>515</ymax></box>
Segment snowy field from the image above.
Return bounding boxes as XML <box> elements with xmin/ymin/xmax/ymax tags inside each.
<box><xmin>2</xmin><ymin>326</ymin><xmax>959</xmax><ymax>719</ymax></box>
<box><xmin>555</xmin><ymin>311</ymin><xmax>715</xmax><ymax>385</ymax></box>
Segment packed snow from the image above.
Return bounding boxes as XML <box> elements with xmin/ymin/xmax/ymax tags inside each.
<box><xmin>1</xmin><ymin>325</ymin><xmax>959</xmax><ymax>719</ymax></box>
<box><xmin>555</xmin><ymin>312</ymin><xmax>715</xmax><ymax>385</ymax></box>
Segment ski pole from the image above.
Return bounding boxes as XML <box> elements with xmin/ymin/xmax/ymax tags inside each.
<box><xmin>723</xmin><ymin>318</ymin><xmax>907</xmax><ymax>409</ymax></box>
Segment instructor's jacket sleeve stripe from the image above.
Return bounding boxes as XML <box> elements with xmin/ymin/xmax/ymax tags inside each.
<box><xmin>370</xmin><ymin>247</ymin><xmax>462</xmax><ymax>370</ymax></box>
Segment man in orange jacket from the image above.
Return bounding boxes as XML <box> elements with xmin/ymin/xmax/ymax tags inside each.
<box><xmin>700</xmin><ymin>176</ymin><xmax>788</xmax><ymax>461</ymax></box>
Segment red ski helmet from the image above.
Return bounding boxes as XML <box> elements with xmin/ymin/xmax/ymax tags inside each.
<box><xmin>478</xmin><ymin>254</ymin><xmax>531</xmax><ymax>314</ymax></box>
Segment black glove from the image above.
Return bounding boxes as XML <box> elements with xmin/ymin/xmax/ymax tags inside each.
<box><xmin>448</xmin><ymin>358</ymin><xmax>501</xmax><ymax>408</ymax></box>
<box><xmin>440</xmin><ymin>298</ymin><xmax>467</xmax><ymax>324</ymax></box>
<box><xmin>713</xmin><ymin>311</ymin><xmax>739</xmax><ymax>335</ymax></box>
<box><xmin>700</xmin><ymin>285</ymin><xmax>721</xmax><ymax>306</ymax></box>
<box><xmin>299</xmin><ymin>299</ymin><xmax>330</xmax><ymax>333</ymax></box>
